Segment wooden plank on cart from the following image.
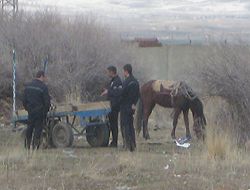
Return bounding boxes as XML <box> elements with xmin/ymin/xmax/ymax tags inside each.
<box><xmin>16</xmin><ymin>104</ymin><xmax>74</xmax><ymax>117</ymax></box>
<box><xmin>73</xmin><ymin>101</ymin><xmax>110</xmax><ymax>112</ymax></box>
<box><xmin>15</xmin><ymin>101</ymin><xmax>110</xmax><ymax>121</ymax></box>
<box><xmin>16</xmin><ymin>109</ymin><xmax>28</xmax><ymax>118</ymax></box>
<box><xmin>55</xmin><ymin>104</ymin><xmax>74</xmax><ymax>112</ymax></box>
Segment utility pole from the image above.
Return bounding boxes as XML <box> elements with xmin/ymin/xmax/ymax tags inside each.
<box><xmin>0</xmin><ymin>1</ymin><xmax>19</xmax><ymax>121</ymax></box>
<box><xmin>1</xmin><ymin>0</ymin><xmax>18</xmax><ymax>18</ymax></box>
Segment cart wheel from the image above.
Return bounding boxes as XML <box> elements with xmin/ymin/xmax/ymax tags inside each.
<box><xmin>51</xmin><ymin>122</ymin><xmax>74</xmax><ymax>148</ymax></box>
<box><xmin>86</xmin><ymin>124</ymin><xmax>110</xmax><ymax>147</ymax></box>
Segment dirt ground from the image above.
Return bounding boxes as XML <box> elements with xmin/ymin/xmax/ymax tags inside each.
<box><xmin>0</xmin><ymin>116</ymin><xmax>250</xmax><ymax>190</ymax></box>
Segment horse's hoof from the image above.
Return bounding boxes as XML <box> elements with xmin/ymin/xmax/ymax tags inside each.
<box><xmin>171</xmin><ymin>135</ymin><xmax>176</xmax><ymax>141</ymax></box>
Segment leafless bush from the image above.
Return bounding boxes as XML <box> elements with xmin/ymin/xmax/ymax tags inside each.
<box><xmin>0</xmin><ymin>11</ymin><xmax>133</xmax><ymax>106</ymax></box>
<box><xmin>193</xmin><ymin>42</ymin><xmax>250</xmax><ymax>144</ymax></box>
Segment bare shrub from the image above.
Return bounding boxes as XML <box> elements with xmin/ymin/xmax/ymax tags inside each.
<box><xmin>193</xmin><ymin>43</ymin><xmax>250</xmax><ymax>144</ymax></box>
<box><xmin>0</xmin><ymin>11</ymin><xmax>133</xmax><ymax>107</ymax></box>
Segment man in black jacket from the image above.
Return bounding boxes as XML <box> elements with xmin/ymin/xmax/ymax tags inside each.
<box><xmin>23</xmin><ymin>70</ymin><xmax>51</xmax><ymax>150</ymax></box>
<box><xmin>101</xmin><ymin>66</ymin><xmax>122</xmax><ymax>147</ymax></box>
<box><xmin>120</xmin><ymin>64</ymin><xmax>140</xmax><ymax>152</ymax></box>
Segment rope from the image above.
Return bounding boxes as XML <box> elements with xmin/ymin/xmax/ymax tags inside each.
<box><xmin>170</xmin><ymin>81</ymin><xmax>197</xmax><ymax>101</ymax></box>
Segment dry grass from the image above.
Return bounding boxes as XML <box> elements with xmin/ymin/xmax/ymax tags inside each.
<box><xmin>205</xmin><ymin>125</ymin><xmax>235</xmax><ymax>160</ymax></box>
<box><xmin>0</xmin><ymin>121</ymin><xmax>250</xmax><ymax>190</ymax></box>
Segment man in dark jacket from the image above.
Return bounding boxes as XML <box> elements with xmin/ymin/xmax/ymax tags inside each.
<box><xmin>23</xmin><ymin>70</ymin><xmax>51</xmax><ymax>150</ymax></box>
<box><xmin>120</xmin><ymin>64</ymin><xmax>140</xmax><ymax>152</ymax></box>
<box><xmin>101</xmin><ymin>66</ymin><xmax>122</xmax><ymax>147</ymax></box>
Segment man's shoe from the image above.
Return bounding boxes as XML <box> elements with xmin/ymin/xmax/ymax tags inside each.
<box><xmin>129</xmin><ymin>142</ymin><xmax>136</xmax><ymax>152</ymax></box>
<box><xmin>129</xmin><ymin>145</ymin><xmax>135</xmax><ymax>152</ymax></box>
<box><xmin>109</xmin><ymin>141</ymin><xmax>117</xmax><ymax>148</ymax></box>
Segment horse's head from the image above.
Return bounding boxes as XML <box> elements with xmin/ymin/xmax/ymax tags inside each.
<box><xmin>193</xmin><ymin>116</ymin><xmax>206</xmax><ymax>140</ymax></box>
<box><xmin>190</xmin><ymin>98</ymin><xmax>206</xmax><ymax>140</ymax></box>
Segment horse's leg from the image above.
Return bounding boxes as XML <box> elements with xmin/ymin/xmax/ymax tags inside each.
<box><xmin>183</xmin><ymin>109</ymin><xmax>191</xmax><ymax>139</ymax></box>
<box><xmin>143</xmin><ymin>103</ymin><xmax>155</xmax><ymax>140</ymax></box>
<box><xmin>171</xmin><ymin>108</ymin><xmax>181</xmax><ymax>140</ymax></box>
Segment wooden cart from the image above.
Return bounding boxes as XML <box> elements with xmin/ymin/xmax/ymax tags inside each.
<box><xmin>13</xmin><ymin>101</ymin><xmax>111</xmax><ymax>148</ymax></box>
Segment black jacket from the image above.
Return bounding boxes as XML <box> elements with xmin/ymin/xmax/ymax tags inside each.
<box><xmin>23</xmin><ymin>79</ymin><xmax>51</xmax><ymax>116</ymax></box>
<box><xmin>107</xmin><ymin>75</ymin><xmax>122</xmax><ymax>110</ymax></box>
<box><xmin>120</xmin><ymin>75</ymin><xmax>140</xmax><ymax>108</ymax></box>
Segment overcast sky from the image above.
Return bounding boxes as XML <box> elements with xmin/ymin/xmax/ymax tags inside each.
<box><xmin>20</xmin><ymin>0</ymin><xmax>250</xmax><ymax>42</ymax></box>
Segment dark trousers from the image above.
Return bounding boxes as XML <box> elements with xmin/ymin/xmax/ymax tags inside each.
<box><xmin>108</xmin><ymin>109</ymin><xmax>119</xmax><ymax>145</ymax></box>
<box><xmin>26</xmin><ymin>113</ymin><xmax>44</xmax><ymax>150</ymax></box>
<box><xmin>120</xmin><ymin>106</ymin><xmax>136</xmax><ymax>151</ymax></box>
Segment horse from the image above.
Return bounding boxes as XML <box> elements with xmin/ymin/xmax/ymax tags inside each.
<box><xmin>135</xmin><ymin>80</ymin><xmax>206</xmax><ymax>141</ymax></box>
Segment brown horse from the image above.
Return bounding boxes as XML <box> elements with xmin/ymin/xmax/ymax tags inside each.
<box><xmin>135</xmin><ymin>80</ymin><xmax>206</xmax><ymax>141</ymax></box>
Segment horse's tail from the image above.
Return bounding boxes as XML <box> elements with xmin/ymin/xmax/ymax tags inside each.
<box><xmin>135</xmin><ymin>97</ymin><xmax>143</xmax><ymax>136</ymax></box>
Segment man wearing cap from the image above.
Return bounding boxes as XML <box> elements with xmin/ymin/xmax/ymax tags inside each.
<box><xmin>23</xmin><ymin>70</ymin><xmax>51</xmax><ymax>150</ymax></box>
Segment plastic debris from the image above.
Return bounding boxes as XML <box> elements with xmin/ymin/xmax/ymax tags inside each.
<box><xmin>63</xmin><ymin>149</ymin><xmax>78</xmax><ymax>158</ymax></box>
<box><xmin>175</xmin><ymin>140</ymin><xmax>190</xmax><ymax>148</ymax></box>
<box><xmin>116</xmin><ymin>186</ymin><xmax>133</xmax><ymax>190</ymax></box>
<box><xmin>177</xmin><ymin>136</ymin><xmax>191</xmax><ymax>144</ymax></box>
<box><xmin>164</xmin><ymin>164</ymin><xmax>169</xmax><ymax>170</ymax></box>
<box><xmin>174</xmin><ymin>174</ymin><xmax>181</xmax><ymax>178</ymax></box>
<box><xmin>77</xmin><ymin>136</ymin><xmax>83</xmax><ymax>140</ymax></box>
